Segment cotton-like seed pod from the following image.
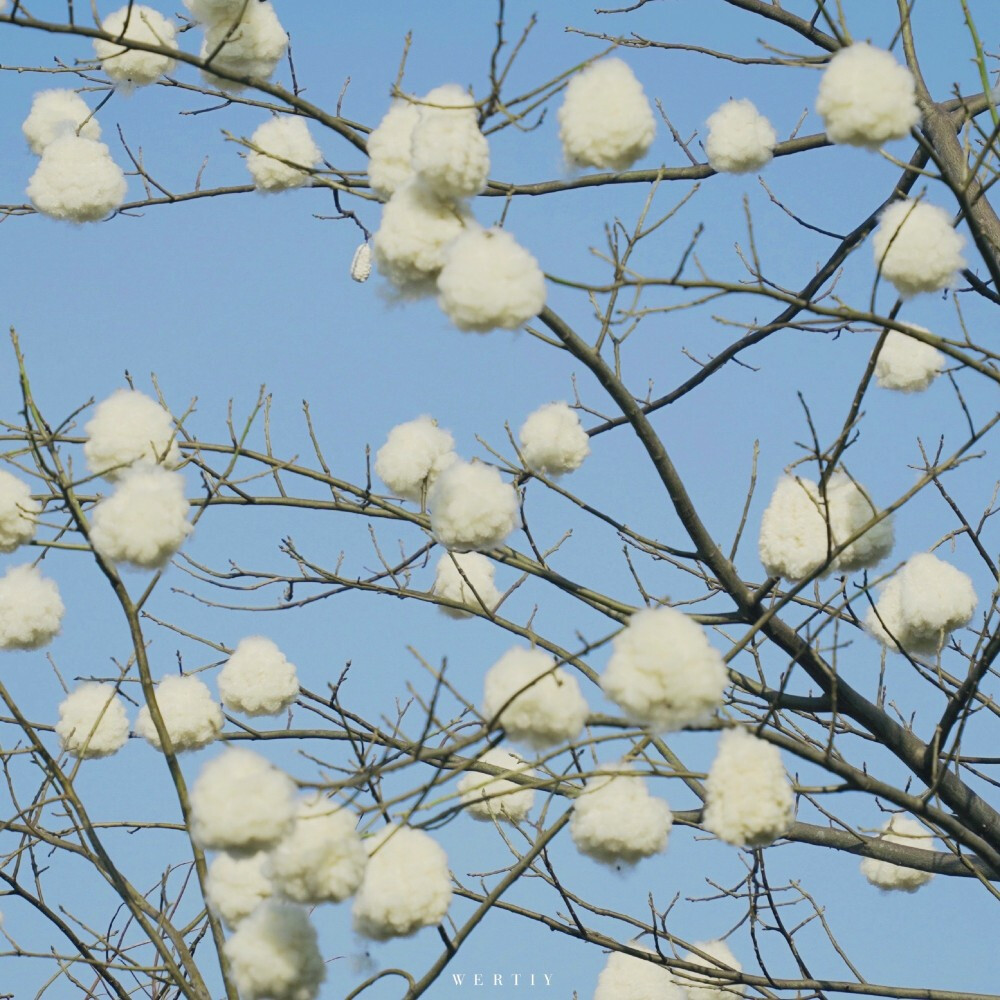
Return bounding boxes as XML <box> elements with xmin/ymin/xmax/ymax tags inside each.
<box><xmin>351</xmin><ymin>242</ymin><xmax>372</xmax><ymax>282</ymax></box>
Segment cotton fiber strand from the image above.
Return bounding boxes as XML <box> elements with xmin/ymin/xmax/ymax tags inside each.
<box><xmin>436</xmin><ymin>227</ymin><xmax>546</xmax><ymax>332</ymax></box>
<box><xmin>428</xmin><ymin>460</ymin><xmax>519</xmax><ymax>552</ymax></box>
<box><xmin>94</xmin><ymin>6</ymin><xmax>177</xmax><ymax>90</ymax></box>
<box><xmin>875</xmin><ymin>328</ymin><xmax>944</xmax><ymax>392</ymax></box>
<box><xmin>224</xmin><ymin>901</ymin><xmax>326</xmax><ymax>1000</ymax></box>
<box><xmin>705</xmin><ymin>99</ymin><xmax>776</xmax><ymax>173</ymax></box>
<box><xmin>190</xmin><ymin>747</ymin><xmax>296</xmax><ymax>853</ymax></box>
<box><xmin>205</xmin><ymin>851</ymin><xmax>273</xmax><ymax>928</ymax></box>
<box><xmin>135</xmin><ymin>674</ymin><xmax>223</xmax><ymax>752</ymax></box>
<box><xmin>218</xmin><ymin>636</ymin><xmax>299</xmax><ymax>716</ymax></box>
<box><xmin>678</xmin><ymin>940</ymin><xmax>746</xmax><ymax>1000</ymax></box>
<box><xmin>593</xmin><ymin>945</ymin><xmax>686</xmax><ymax>1000</ymax></box>
<box><xmin>702</xmin><ymin>728</ymin><xmax>794</xmax><ymax>847</ymax></box>
<box><xmin>865</xmin><ymin>552</ymin><xmax>977</xmax><ymax>654</ymax></box>
<box><xmin>0</xmin><ymin>564</ymin><xmax>64</xmax><ymax>650</ymax></box>
<box><xmin>374</xmin><ymin>416</ymin><xmax>456</xmax><ymax>503</ymax></box>
<box><xmin>247</xmin><ymin>116</ymin><xmax>321</xmax><ymax>191</ymax></box>
<box><xmin>518</xmin><ymin>402</ymin><xmax>590</xmax><ymax>476</ymax></box>
<box><xmin>432</xmin><ymin>551</ymin><xmax>501</xmax><ymax>618</ymax></box>
<box><xmin>28</xmin><ymin>135</ymin><xmax>126</xmax><ymax>223</ymax></box>
<box><xmin>84</xmin><ymin>389</ymin><xmax>180</xmax><ymax>480</ymax></box>
<box><xmin>199</xmin><ymin>1</ymin><xmax>287</xmax><ymax>91</ymax></box>
<box><xmin>570</xmin><ymin>763</ymin><xmax>672</xmax><ymax>865</ymax></box>
<box><xmin>0</xmin><ymin>471</ymin><xmax>39</xmax><ymax>552</ymax></box>
<box><xmin>558</xmin><ymin>58</ymin><xmax>656</xmax><ymax>170</ymax></box>
<box><xmin>600</xmin><ymin>607</ymin><xmax>728</xmax><ymax>731</ymax></box>
<box><xmin>457</xmin><ymin>747</ymin><xmax>535</xmax><ymax>822</ymax></box>
<box><xmin>352</xmin><ymin>825</ymin><xmax>452</xmax><ymax>939</ymax></box>
<box><xmin>816</xmin><ymin>43</ymin><xmax>920</xmax><ymax>147</ymax></box>
<box><xmin>56</xmin><ymin>683</ymin><xmax>130</xmax><ymax>759</ymax></box>
<box><xmin>366</xmin><ymin>100</ymin><xmax>420</xmax><ymax>199</ymax></box>
<box><xmin>860</xmin><ymin>815</ymin><xmax>934</xmax><ymax>892</ymax></box>
<box><xmin>411</xmin><ymin>84</ymin><xmax>489</xmax><ymax>199</ymax></box>
<box><xmin>267</xmin><ymin>795</ymin><xmax>367</xmax><ymax>904</ymax></box>
<box><xmin>22</xmin><ymin>89</ymin><xmax>101</xmax><ymax>155</ymax></box>
<box><xmin>481</xmin><ymin>646</ymin><xmax>588</xmax><ymax>748</ymax></box>
<box><xmin>872</xmin><ymin>200</ymin><xmax>965</xmax><ymax>296</ymax></box>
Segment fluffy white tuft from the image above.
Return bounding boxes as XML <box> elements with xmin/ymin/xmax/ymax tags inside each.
<box><xmin>366</xmin><ymin>100</ymin><xmax>420</xmax><ymax>200</ymax></box>
<box><xmin>183</xmin><ymin>0</ymin><xmax>249</xmax><ymax>23</ymax></box>
<box><xmin>436</xmin><ymin>226</ymin><xmax>546</xmax><ymax>332</ymax></box>
<box><xmin>860</xmin><ymin>815</ymin><xmax>934</xmax><ymax>892</ymax></box>
<box><xmin>457</xmin><ymin>747</ymin><xmax>535</xmax><ymax>822</ymax></box>
<box><xmin>702</xmin><ymin>728</ymin><xmax>794</xmax><ymax>847</ymax></box>
<box><xmin>135</xmin><ymin>674</ymin><xmax>223</xmax><ymax>752</ymax></box>
<box><xmin>205</xmin><ymin>851</ymin><xmax>273</xmax><ymax>928</ymax></box>
<box><xmin>558</xmin><ymin>58</ymin><xmax>656</xmax><ymax>170</ymax></box>
<box><xmin>23</xmin><ymin>89</ymin><xmax>101</xmax><ymax>155</ymax></box>
<box><xmin>94</xmin><ymin>6</ymin><xmax>177</xmax><ymax>90</ymax></box>
<box><xmin>27</xmin><ymin>135</ymin><xmax>126</xmax><ymax>223</ymax></box>
<box><xmin>223</xmin><ymin>901</ymin><xmax>326</xmax><ymax>1000</ymax></box>
<box><xmin>411</xmin><ymin>84</ymin><xmax>490</xmax><ymax>199</ymax></box>
<box><xmin>247</xmin><ymin>116</ymin><xmax>321</xmax><ymax>192</ymax></box>
<box><xmin>56</xmin><ymin>683</ymin><xmax>130</xmax><ymax>759</ymax></box>
<box><xmin>0</xmin><ymin>470</ymin><xmax>39</xmax><ymax>553</ymax></box>
<box><xmin>518</xmin><ymin>402</ymin><xmax>590</xmax><ymax>477</ymax></box>
<box><xmin>865</xmin><ymin>552</ymin><xmax>977</xmax><ymax>655</ymax></box>
<box><xmin>89</xmin><ymin>468</ymin><xmax>192</xmax><ymax>570</ymax></box>
<box><xmin>705</xmin><ymin>98</ymin><xmax>776</xmax><ymax>173</ymax></box>
<box><xmin>84</xmin><ymin>388</ymin><xmax>180</xmax><ymax>480</ymax></box>
<box><xmin>872</xmin><ymin>200</ymin><xmax>965</xmax><ymax>297</ymax></box>
<box><xmin>875</xmin><ymin>328</ymin><xmax>944</xmax><ymax>392</ymax></box>
<box><xmin>352</xmin><ymin>825</ymin><xmax>452</xmax><ymax>939</ymax></box>
<box><xmin>593</xmin><ymin>945</ymin><xmax>686</xmax><ymax>1000</ymax></box>
<box><xmin>570</xmin><ymin>763</ymin><xmax>672</xmax><ymax>865</ymax></box>
<box><xmin>600</xmin><ymin>607</ymin><xmax>728</xmax><ymax>732</ymax></box>
<box><xmin>190</xmin><ymin>747</ymin><xmax>297</xmax><ymax>853</ymax></box>
<box><xmin>0</xmin><ymin>564</ymin><xmax>64</xmax><ymax>650</ymax></box>
<box><xmin>428</xmin><ymin>460</ymin><xmax>519</xmax><ymax>552</ymax></box>
<box><xmin>350</xmin><ymin>242</ymin><xmax>373</xmax><ymax>282</ymax></box>
<box><xmin>374</xmin><ymin>415</ymin><xmax>457</xmax><ymax>503</ymax></box>
<box><xmin>199</xmin><ymin>1</ymin><xmax>287</xmax><ymax>91</ymax></box>
<box><xmin>678</xmin><ymin>940</ymin><xmax>746</xmax><ymax>1000</ymax></box>
<box><xmin>816</xmin><ymin>43</ymin><xmax>920</xmax><ymax>148</ymax></box>
<box><xmin>432</xmin><ymin>551</ymin><xmax>501</xmax><ymax>618</ymax></box>
<box><xmin>758</xmin><ymin>474</ymin><xmax>893</xmax><ymax>580</ymax></box>
<box><xmin>218</xmin><ymin>636</ymin><xmax>299</xmax><ymax>717</ymax></box>
<box><xmin>481</xmin><ymin>646</ymin><xmax>588</xmax><ymax>749</ymax></box>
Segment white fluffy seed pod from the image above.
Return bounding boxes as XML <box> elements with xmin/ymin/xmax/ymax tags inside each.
<box><xmin>436</xmin><ymin>226</ymin><xmax>546</xmax><ymax>332</ymax></box>
<box><xmin>267</xmin><ymin>795</ymin><xmax>366</xmax><ymax>904</ymax></box>
<box><xmin>199</xmin><ymin>1</ymin><xmax>287</xmax><ymax>92</ymax></box>
<box><xmin>27</xmin><ymin>135</ymin><xmax>127</xmax><ymax>223</ymax></box>
<box><xmin>190</xmin><ymin>747</ymin><xmax>297</xmax><ymax>853</ymax></box>
<box><xmin>558</xmin><ymin>57</ymin><xmax>656</xmax><ymax>170</ymax></box>
<box><xmin>0</xmin><ymin>564</ymin><xmax>64</xmax><ymax>650</ymax></box>
<box><xmin>223</xmin><ymin>901</ymin><xmax>326</xmax><ymax>1000</ymax></box>
<box><xmin>56</xmin><ymin>683</ymin><xmax>130</xmax><ymax>759</ymax></box>
<box><xmin>600</xmin><ymin>607</ymin><xmax>728</xmax><ymax>732</ymax></box>
<box><xmin>350</xmin><ymin>242</ymin><xmax>373</xmax><ymax>282</ymax></box>
<box><xmin>704</xmin><ymin>98</ymin><xmax>776</xmax><ymax>173</ymax></box>
<box><xmin>205</xmin><ymin>851</ymin><xmax>273</xmax><ymax>928</ymax></box>
<box><xmin>352</xmin><ymin>825</ymin><xmax>452</xmax><ymax>940</ymax></box>
<box><xmin>860</xmin><ymin>815</ymin><xmax>935</xmax><ymax>892</ymax></box>
<box><xmin>0</xmin><ymin>470</ymin><xmax>40</xmax><ymax>553</ymax></box>
<box><xmin>432</xmin><ymin>551</ymin><xmax>501</xmax><ymax>618</ymax></box>
<box><xmin>94</xmin><ymin>6</ymin><xmax>177</xmax><ymax>90</ymax></box>
<box><xmin>875</xmin><ymin>328</ymin><xmax>944</xmax><ymax>392</ymax></box>
<box><xmin>246</xmin><ymin>116</ymin><xmax>321</xmax><ymax>192</ymax></box>
<box><xmin>816</xmin><ymin>42</ymin><xmax>920</xmax><ymax>148</ymax></box>
<box><xmin>84</xmin><ymin>389</ymin><xmax>180</xmax><ymax>480</ymax></box>
<box><xmin>678</xmin><ymin>940</ymin><xmax>746</xmax><ymax>1000</ymax></box>
<box><xmin>183</xmin><ymin>0</ymin><xmax>248</xmax><ymax>23</ymax></box>
<box><xmin>89</xmin><ymin>468</ymin><xmax>192</xmax><ymax>570</ymax></box>
<box><xmin>865</xmin><ymin>552</ymin><xmax>977</xmax><ymax>655</ymax></box>
<box><xmin>367</xmin><ymin>99</ymin><xmax>420</xmax><ymax>200</ymax></box>
<box><xmin>22</xmin><ymin>89</ymin><xmax>102</xmax><ymax>155</ymax></box>
<box><xmin>702</xmin><ymin>728</ymin><xmax>794</xmax><ymax>847</ymax></box>
<box><xmin>593</xmin><ymin>945</ymin><xmax>687</xmax><ymax>1000</ymax></box>
<box><xmin>374</xmin><ymin>415</ymin><xmax>457</xmax><ymax>503</ymax></box>
<box><xmin>135</xmin><ymin>674</ymin><xmax>223</xmax><ymax>752</ymax></box>
<box><xmin>518</xmin><ymin>402</ymin><xmax>590</xmax><ymax>477</ymax></box>
<box><xmin>411</xmin><ymin>84</ymin><xmax>489</xmax><ymax>199</ymax></box>
<box><xmin>218</xmin><ymin>636</ymin><xmax>299</xmax><ymax>717</ymax></box>
<box><xmin>872</xmin><ymin>200</ymin><xmax>965</xmax><ymax>297</ymax></box>
<box><xmin>427</xmin><ymin>460</ymin><xmax>519</xmax><ymax>552</ymax></box>
<box><xmin>481</xmin><ymin>646</ymin><xmax>588</xmax><ymax>749</ymax></box>
<box><xmin>457</xmin><ymin>747</ymin><xmax>536</xmax><ymax>822</ymax></box>
<box><xmin>570</xmin><ymin>763</ymin><xmax>672</xmax><ymax>865</ymax></box>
